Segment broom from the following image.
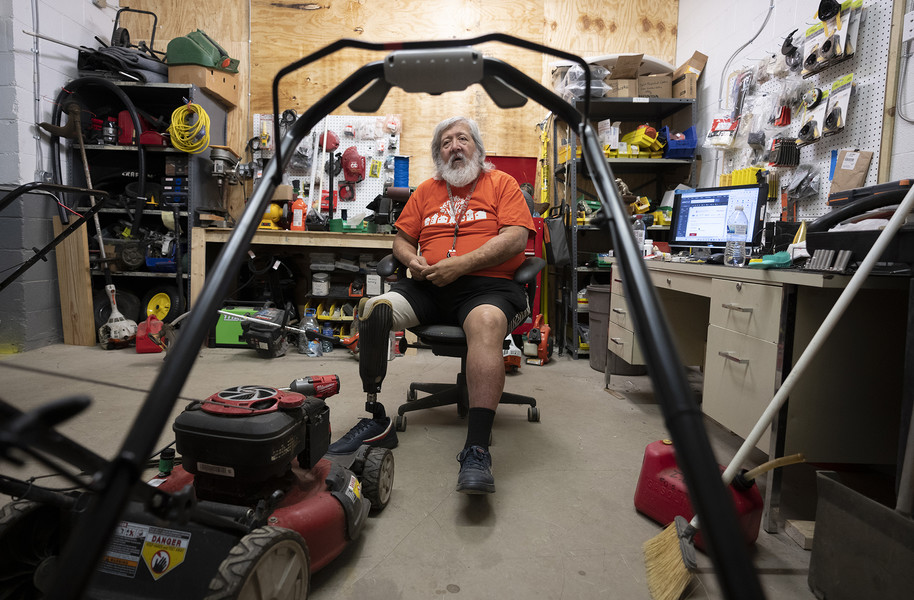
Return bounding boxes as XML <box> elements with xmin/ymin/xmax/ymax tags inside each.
<box><xmin>644</xmin><ymin>182</ymin><xmax>914</xmax><ymax>600</ymax></box>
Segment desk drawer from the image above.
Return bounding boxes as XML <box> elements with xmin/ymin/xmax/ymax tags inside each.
<box><xmin>611</xmin><ymin>273</ymin><xmax>625</xmax><ymax>296</ymax></box>
<box><xmin>608</xmin><ymin>321</ymin><xmax>644</xmax><ymax>365</ymax></box>
<box><xmin>648</xmin><ymin>269</ymin><xmax>712</xmax><ymax>297</ymax></box>
<box><xmin>710</xmin><ymin>279</ymin><xmax>783</xmax><ymax>343</ymax></box>
<box><xmin>609</xmin><ymin>293</ymin><xmax>634</xmax><ymax>329</ymax></box>
<box><xmin>703</xmin><ymin>325</ymin><xmax>778</xmax><ymax>452</ymax></box>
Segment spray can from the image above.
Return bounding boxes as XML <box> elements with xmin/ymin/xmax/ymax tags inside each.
<box><xmin>290</xmin><ymin>194</ymin><xmax>307</xmax><ymax>231</ymax></box>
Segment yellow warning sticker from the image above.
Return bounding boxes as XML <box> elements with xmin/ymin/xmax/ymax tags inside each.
<box><xmin>346</xmin><ymin>474</ymin><xmax>362</xmax><ymax>503</ymax></box>
<box><xmin>141</xmin><ymin>526</ymin><xmax>192</xmax><ymax>580</ymax></box>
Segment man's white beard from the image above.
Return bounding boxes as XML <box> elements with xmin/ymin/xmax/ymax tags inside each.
<box><xmin>441</xmin><ymin>154</ymin><xmax>482</xmax><ymax>188</ymax></box>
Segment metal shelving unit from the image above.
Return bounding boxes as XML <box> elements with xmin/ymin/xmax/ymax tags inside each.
<box><xmin>554</xmin><ymin>97</ymin><xmax>696</xmax><ymax>358</ymax></box>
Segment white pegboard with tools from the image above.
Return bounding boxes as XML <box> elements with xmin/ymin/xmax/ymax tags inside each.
<box><xmin>706</xmin><ymin>0</ymin><xmax>895</xmax><ymax>223</ymax></box>
<box><xmin>252</xmin><ymin>112</ymin><xmax>403</xmax><ymax>222</ymax></box>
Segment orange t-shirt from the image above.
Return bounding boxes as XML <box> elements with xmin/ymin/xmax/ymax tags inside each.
<box><xmin>395</xmin><ymin>170</ymin><xmax>535</xmax><ymax>279</ymax></box>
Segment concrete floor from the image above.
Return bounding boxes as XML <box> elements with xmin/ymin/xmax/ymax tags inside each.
<box><xmin>0</xmin><ymin>343</ymin><xmax>815</xmax><ymax>599</ymax></box>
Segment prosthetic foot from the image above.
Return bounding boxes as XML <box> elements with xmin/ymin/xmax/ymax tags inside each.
<box><xmin>327</xmin><ymin>297</ymin><xmax>397</xmax><ymax>454</ymax></box>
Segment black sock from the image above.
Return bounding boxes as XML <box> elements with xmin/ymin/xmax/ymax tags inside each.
<box><xmin>465</xmin><ymin>407</ymin><xmax>495</xmax><ymax>449</ymax></box>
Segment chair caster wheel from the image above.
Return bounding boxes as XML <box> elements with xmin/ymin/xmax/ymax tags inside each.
<box><xmin>395</xmin><ymin>415</ymin><xmax>407</xmax><ymax>431</ymax></box>
<box><xmin>527</xmin><ymin>406</ymin><xmax>540</xmax><ymax>422</ymax></box>
<box><xmin>406</xmin><ymin>388</ymin><xmax>417</xmax><ymax>403</ymax></box>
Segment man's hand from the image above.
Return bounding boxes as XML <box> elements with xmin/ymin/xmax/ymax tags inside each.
<box><xmin>422</xmin><ymin>256</ymin><xmax>466</xmax><ymax>287</ymax></box>
<box><xmin>407</xmin><ymin>255</ymin><xmax>430</xmax><ymax>280</ymax></box>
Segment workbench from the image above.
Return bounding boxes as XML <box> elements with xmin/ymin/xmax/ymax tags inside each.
<box><xmin>190</xmin><ymin>228</ymin><xmax>396</xmax><ymax>306</ymax></box>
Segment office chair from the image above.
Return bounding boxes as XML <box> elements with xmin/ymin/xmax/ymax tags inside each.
<box><xmin>375</xmin><ymin>253</ymin><xmax>545</xmax><ymax>431</ymax></box>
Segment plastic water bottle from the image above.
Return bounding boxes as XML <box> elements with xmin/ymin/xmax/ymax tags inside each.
<box><xmin>725</xmin><ymin>205</ymin><xmax>749</xmax><ymax>267</ymax></box>
<box><xmin>632</xmin><ymin>215</ymin><xmax>646</xmax><ymax>255</ymax></box>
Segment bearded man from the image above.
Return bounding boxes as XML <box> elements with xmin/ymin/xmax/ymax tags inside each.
<box><xmin>327</xmin><ymin>116</ymin><xmax>535</xmax><ymax>494</ymax></box>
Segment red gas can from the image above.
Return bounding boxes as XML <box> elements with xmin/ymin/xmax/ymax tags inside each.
<box><xmin>633</xmin><ymin>439</ymin><xmax>764</xmax><ymax>549</ymax></box>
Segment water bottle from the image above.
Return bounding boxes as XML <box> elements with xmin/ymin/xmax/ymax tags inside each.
<box><xmin>632</xmin><ymin>215</ymin><xmax>646</xmax><ymax>255</ymax></box>
<box><xmin>725</xmin><ymin>205</ymin><xmax>749</xmax><ymax>267</ymax></box>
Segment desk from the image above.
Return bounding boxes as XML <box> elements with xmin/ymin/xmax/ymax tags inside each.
<box><xmin>190</xmin><ymin>228</ymin><xmax>396</xmax><ymax>306</ymax></box>
<box><xmin>607</xmin><ymin>259</ymin><xmax>909</xmax><ymax>531</ymax></box>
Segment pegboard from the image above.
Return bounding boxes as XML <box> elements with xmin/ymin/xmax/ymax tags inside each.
<box><xmin>794</xmin><ymin>0</ymin><xmax>890</xmax><ymax>220</ymax></box>
<box><xmin>252</xmin><ymin>112</ymin><xmax>403</xmax><ymax>222</ymax></box>
<box><xmin>723</xmin><ymin>0</ymin><xmax>893</xmax><ymax>222</ymax></box>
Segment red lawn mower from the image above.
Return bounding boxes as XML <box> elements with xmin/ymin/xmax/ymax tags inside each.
<box><xmin>0</xmin><ymin>375</ymin><xmax>394</xmax><ymax>599</ymax></box>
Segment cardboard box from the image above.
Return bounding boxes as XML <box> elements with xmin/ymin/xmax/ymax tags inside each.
<box><xmin>604</xmin><ymin>54</ymin><xmax>642</xmax><ymax>98</ymax></box>
<box><xmin>638</xmin><ymin>73</ymin><xmax>672</xmax><ymax>98</ymax></box>
<box><xmin>671</xmin><ymin>51</ymin><xmax>708</xmax><ymax>99</ymax></box>
<box><xmin>168</xmin><ymin>65</ymin><xmax>240</xmax><ymax>108</ymax></box>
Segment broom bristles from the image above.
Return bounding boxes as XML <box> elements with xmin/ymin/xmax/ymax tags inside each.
<box><xmin>643</xmin><ymin>522</ymin><xmax>694</xmax><ymax>600</ymax></box>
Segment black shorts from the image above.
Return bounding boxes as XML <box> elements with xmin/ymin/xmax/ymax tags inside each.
<box><xmin>391</xmin><ymin>276</ymin><xmax>528</xmax><ymax>330</ymax></box>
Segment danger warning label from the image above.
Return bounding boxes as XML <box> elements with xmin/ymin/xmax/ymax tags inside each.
<box><xmin>97</xmin><ymin>521</ymin><xmax>191</xmax><ymax>581</ymax></box>
<box><xmin>141</xmin><ymin>526</ymin><xmax>191</xmax><ymax>580</ymax></box>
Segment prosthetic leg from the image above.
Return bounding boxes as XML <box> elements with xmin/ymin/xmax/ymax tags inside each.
<box><xmin>358</xmin><ymin>297</ymin><xmax>392</xmax><ymax>419</ymax></box>
<box><xmin>326</xmin><ymin>297</ymin><xmax>398</xmax><ymax>454</ymax></box>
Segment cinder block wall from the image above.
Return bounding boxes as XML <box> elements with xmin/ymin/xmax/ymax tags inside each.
<box><xmin>0</xmin><ymin>0</ymin><xmax>115</xmax><ymax>352</ymax></box>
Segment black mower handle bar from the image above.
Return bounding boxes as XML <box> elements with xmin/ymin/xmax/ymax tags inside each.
<box><xmin>48</xmin><ymin>35</ymin><xmax>763</xmax><ymax>600</ymax></box>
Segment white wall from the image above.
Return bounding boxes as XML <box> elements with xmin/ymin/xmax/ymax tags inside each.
<box><xmin>1</xmin><ymin>0</ymin><xmax>119</xmax><ymax>185</ymax></box>
<box><xmin>675</xmin><ymin>0</ymin><xmax>914</xmax><ymax>190</ymax></box>
<box><xmin>0</xmin><ymin>0</ymin><xmax>116</xmax><ymax>352</ymax></box>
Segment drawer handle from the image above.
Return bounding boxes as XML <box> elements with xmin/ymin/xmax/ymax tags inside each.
<box><xmin>612</xmin><ymin>308</ymin><xmax>626</xmax><ymax>315</ymax></box>
<box><xmin>613</xmin><ymin>278</ymin><xmax>623</xmax><ymax>284</ymax></box>
<box><xmin>721</xmin><ymin>302</ymin><xmax>753</xmax><ymax>314</ymax></box>
<box><xmin>718</xmin><ymin>351</ymin><xmax>750</xmax><ymax>365</ymax></box>
<box><xmin>666</xmin><ymin>277</ymin><xmax>672</xmax><ymax>284</ymax></box>
<box><xmin>610</xmin><ymin>337</ymin><xmax>624</xmax><ymax>345</ymax></box>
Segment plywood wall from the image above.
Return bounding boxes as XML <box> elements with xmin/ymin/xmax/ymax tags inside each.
<box><xmin>123</xmin><ymin>0</ymin><xmax>677</xmax><ymax>186</ymax></box>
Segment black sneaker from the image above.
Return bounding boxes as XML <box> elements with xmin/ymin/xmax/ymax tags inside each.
<box><xmin>456</xmin><ymin>445</ymin><xmax>495</xmax><ymax>494</ymax></box>
<box><xmin>327</xmin><ymin>417</ymin><xmax>398</xmax><ymax>454</ymax></box>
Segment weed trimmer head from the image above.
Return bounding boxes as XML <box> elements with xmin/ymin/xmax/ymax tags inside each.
<box><xmin>98</xmin><ymin>284</ymin><xmax>137</xmax><ymax>349</ymax></box>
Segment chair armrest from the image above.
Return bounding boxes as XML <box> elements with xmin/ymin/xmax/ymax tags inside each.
<box><xmin>377</xmin><ymin>253</ymin><xmax>403</xmax><ymax>277</ymax></box>
<box><xmin>513</xmin><ymin>256</ymin><xmax>546</xmax><ymax>285</ymax></box>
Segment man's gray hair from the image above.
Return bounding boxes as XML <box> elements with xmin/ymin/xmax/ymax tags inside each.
<box><xmin>430</xmin><ymin>116</ymin><xmax>494</xmax><ymax>178</ymax></box>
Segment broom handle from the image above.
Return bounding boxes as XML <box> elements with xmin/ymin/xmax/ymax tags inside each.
<box><xmin>690</xmin><ymin>183</ymin><xmax>914</xmax><ymax>531</ymax></box>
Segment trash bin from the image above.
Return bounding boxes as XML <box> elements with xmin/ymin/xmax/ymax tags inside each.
<box><xmin>587</xmin><ymin>285</ymin><xmax>612</xmax><ymax>372</ymax></box>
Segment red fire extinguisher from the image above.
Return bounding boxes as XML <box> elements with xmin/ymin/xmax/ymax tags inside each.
<box><xmin>290</xmin><ymin>194</ymin><xmax>307</xmax><ymax>231</ymax></box>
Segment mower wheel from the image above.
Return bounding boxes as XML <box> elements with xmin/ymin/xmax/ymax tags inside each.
<box><xmin>206</xmin><ymin>526</ymin><xmax>310</xmax><ymax>600</ymax></box>
<box><xmin>395</xmin><ymin>415</ymin><xmax>407</xmax><ymax>431</ymax></box>
<box><xmin>0</xmin><ymin>500</ymin><xmax>64</xmax><ymax>597</ymax></box>
<box><xmin>360</xmin><ymin>447</ymin><xmax>394</xmax><ymax>512</ymax></box>
<box><xmin>142</xmin><ymin>285</ymin><xmax>181</xmax><ymax>322</ymax></box>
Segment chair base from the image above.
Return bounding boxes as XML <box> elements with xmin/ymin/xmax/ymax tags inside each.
<box><xmin>396</xmin><ymin>371</ymin><xmax>538</xmax><ymax>423</ymax></box>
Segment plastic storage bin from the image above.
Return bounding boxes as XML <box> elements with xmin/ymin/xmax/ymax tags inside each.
<box><xmin>661</xmin><ymin>125</ymin><xmax>697</xmax><ymax>159</ymax></box>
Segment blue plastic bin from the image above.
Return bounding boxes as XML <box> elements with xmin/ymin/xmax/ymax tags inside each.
<box><xmin>662</xmin><ymin>126</ymin><xmax>697</xmax><ymax>159</ymax></box>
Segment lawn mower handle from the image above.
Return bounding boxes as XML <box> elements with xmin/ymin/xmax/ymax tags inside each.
<box><xmin>50</xmin><ymin>36</ymin><xmax>762</xmax><ymax>600</ymax></box>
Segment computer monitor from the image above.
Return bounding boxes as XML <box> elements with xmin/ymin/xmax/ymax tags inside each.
<box><xmin>669</xmin><ymin>184</ymin><xmax>768</xmax><ymax>254</ymax></box>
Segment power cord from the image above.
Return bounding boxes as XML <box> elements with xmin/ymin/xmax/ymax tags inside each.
<box><xmin>168</xmin><ymin>102</ymin><xmax>211</xmax><ymax>153</ymax></box>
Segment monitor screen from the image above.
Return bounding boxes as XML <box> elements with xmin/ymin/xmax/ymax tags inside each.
<box><xmin>669</xmin><ymin>184</ymin><xmax>768</xmax><ymax>253</ymax></box>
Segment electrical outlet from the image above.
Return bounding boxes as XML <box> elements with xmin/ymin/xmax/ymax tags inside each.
<box><xmin>905</xmin><ymin>11</ymin><xmax>914</xmax><ymax>43</ymax></box>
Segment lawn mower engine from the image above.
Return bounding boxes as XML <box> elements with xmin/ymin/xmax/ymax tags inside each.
<box><xmin>173</xmin><ymin>384</ymin><xmax>331</xmax><ymax>504</ymax></box>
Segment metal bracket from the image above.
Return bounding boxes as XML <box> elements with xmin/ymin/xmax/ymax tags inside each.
<box><xmin>384</xmin><ymin>48</ymin><xmax>482</xmax><ymax>94</ymax></box>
